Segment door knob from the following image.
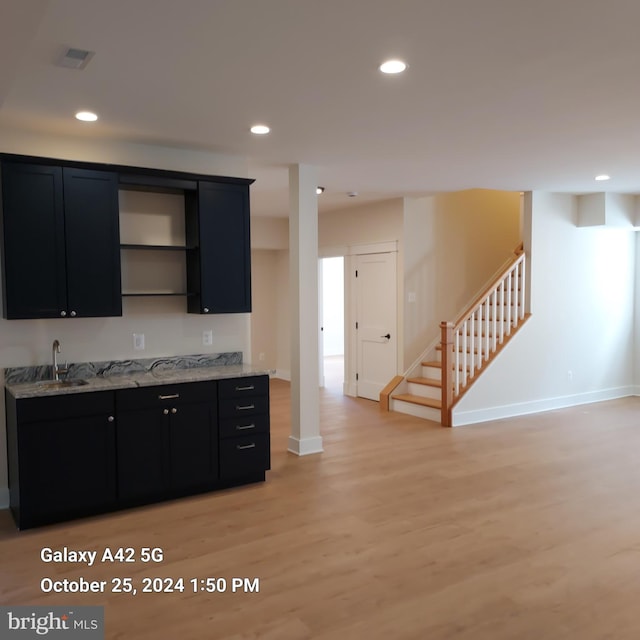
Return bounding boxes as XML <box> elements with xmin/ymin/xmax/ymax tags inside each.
<box><xmin>381</xmin><ymin>333</ymin><xmax>391</xmax><ymax>339</ymax></box>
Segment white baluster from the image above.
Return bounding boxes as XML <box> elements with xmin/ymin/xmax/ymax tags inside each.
<box><xmin>455</xmin><ymin>329</ymin><xmax>461</xmax><ymax>395</ymax></box>
<box><xmin>520</xmin><ymin>256</ymin><xmax>526</xmax><ymax>320</ymax></box>
<box><xmin>499</xmin><ymin>281</ymin><xmax>505</xmax><ymax>343</ymax></box>
<box><xmin>491</xmin><ymin>289</ymin><xmax>497</xmax><ymax>352</ymax></box>
<box><xmin>469</xmin><ymin>311</ymin><xmax>475</xmax><ymax>379</ymax></box>
<box><xmin>462</xmin><ymin>321</ymin><xmax>468</xmax><ymax>388</ymax></box>
<box><xmin>483</xmin><ymin>296</ymin><xmax>490</xmax><ymax>367</ymax></box>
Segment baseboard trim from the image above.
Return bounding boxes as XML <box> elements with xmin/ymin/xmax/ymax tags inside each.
<box><xmin>274</xmin><ymin>369</ymin><xmax>291</xmax><ymax>381</ymax></box>
<box><xmin>0</xmin><ymin>488</ymin><xmax>9</xmax><ymax>510</ymax></box>
<box><xmin>453</xmin><ymin>386</ymin><xmax>637</xmax><ymax>426</ymax></box>
<box><xmin>288</xmin><ymin>436</ymin><xmax>324</xmax><ymax>456</ymax></box>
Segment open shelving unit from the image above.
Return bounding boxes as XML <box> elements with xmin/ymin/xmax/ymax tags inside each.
<box><xmin>119</xmin><ymin>188</ymin><xmax>193</xmax><ymax>299</ymax></box>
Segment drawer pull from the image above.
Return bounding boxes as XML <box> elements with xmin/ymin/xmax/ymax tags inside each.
<box><xmin>237</xmin><ymin>443</ymin><xmax>256</xmax><ymax>450</ymax></box>
<box><xmin>158</xmin><ymin>393</ymin><xmax>180</xmax><ymax>400</ymax></box>
<box><xmin>236</xmin><ymin>404</ymin><xmax>255</xmax><ymax>411</ymax></box>
<box><xmin>235</xmin><ymin>385</ymin><xmax>255</xmax><ymax>391</ymax></box>
<box><xmin>236</xmin><ymin>424</ymin><xmax>256</xmax><ymax>431</ymax></box>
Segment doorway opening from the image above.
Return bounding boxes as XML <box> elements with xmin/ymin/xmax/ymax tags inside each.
<box><xmin>320</xmin><ymin>256</ymin><xmax>344</xmax><ymax>393</ymax></box>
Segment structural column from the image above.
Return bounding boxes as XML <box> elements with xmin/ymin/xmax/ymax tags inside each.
<box><xmin>288</xmin><ymin>164</ymin><xmax>323</xmax><ymax>455</ymax></box>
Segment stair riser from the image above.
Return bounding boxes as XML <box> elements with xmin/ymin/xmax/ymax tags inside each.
<box><xmin>421</xmin><ymin>366</ymin><xmax>441</xmax><ymax>381</ymax></box>
<box><xmin>391</xmin><ymin>399</ymin><xmax>441</xmax><ymax>423</ymax></box>
<box><xmin>407</xmin><ymin>382</ymin><xmax>440</xmax><ymax>400</ymax></box>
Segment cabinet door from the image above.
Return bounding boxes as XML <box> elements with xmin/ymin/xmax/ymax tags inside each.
<box><xmin>116</xmin><ymin>409</ymin><xmax>167</xmax><ymax>501</ymax></box>
<box><xmin>168</xmin><ymin>402</ymin><xmax>218</xmax><ymax>490</ymax></box>
<box><xmin>63</xmin><ymin>168</ymin><xmax>122</xmax><ymax>317</ymax></box>
<box><xmin>18</xmin><ymin>415</ymin><xmax>116</xmax><ymax>523</ymax></box>
<box><xmin>195</xmin><ymin>181</ymin><xmax>251</xmax><ymax>313</ymax></box>
<box><xmin>1</xmin><ymin>162</ymin><xmax>67</xmax><ymax>318</ymax></box>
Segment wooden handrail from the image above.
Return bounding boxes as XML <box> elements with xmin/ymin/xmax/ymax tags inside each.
<box><xmin>441</xmin><ymin>243</ymin><xmax>528</xmax><ymax>424</ymax></box>
<box><xmin>453</xmin><ymin>249</ymin><xmax>524</xmax><ymax>331</ymax></box>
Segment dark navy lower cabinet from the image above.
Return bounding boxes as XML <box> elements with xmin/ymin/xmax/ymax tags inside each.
<box><xmin>5</xmin><ymin>390</ymin><xmax>117</xmax><ymax>529</ymax></box>
<box><xmin>5</xmin><ymin>375</ymin><xmax>270</xmax><ymax>529</ymax></box>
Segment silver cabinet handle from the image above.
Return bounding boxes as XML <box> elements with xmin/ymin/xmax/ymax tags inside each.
<box><xmin>107</xmin><ymin>416</ymin><xmax>114</xmax><ymax>422</ymax></box>
<box><xmin>235</xmin><ymin>385</ymin><xmax>255</xmax><ymax>391</ymax></box>
<box><xmin>70</xmin><ymin>311</ymin><xmax>77</xmax><ymax>317</ymax></box>
<box><xmin>163</xmin><ymin>409</ymin><xmax>169</xmax><ymax>415</ymax></box>
<box><xmin>236</xmin><ymin>424</ymin><xmax>255</xmax><ymax>431</ymax></box>
<box><xmin>158</xmin><ymin>394</ymin><xmax>180</xmax><ymax>400</ymax></box>
<box><xmin>236</xmin><ymin>404</ymin><xmax>255</xmax><ymax>411</ymax></box>
<box><xmin>237</xmin><ymin>443</ymin><xmax>256</xmax><ymax>450</ymax></box>
<box><xmin>171</xmin><ymin>407</ymin><xmax>177</xmax><ymax>414</ymax></box>
<box><xmin>60</xmin><ymin>311</ymin><xmax>67</xmax><ymax>317</ymax></box>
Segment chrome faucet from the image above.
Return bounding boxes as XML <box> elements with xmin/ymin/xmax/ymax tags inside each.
<box><xmin>52</xmin><ymin>340</ymin><xmax>68</xmax><ymax>381</ymax></box>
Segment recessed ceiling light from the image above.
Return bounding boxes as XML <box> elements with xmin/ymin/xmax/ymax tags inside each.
<box><xmin>250</xmin><ymin>124</ymin><xmax>270</xmax><ymax>135</ymax></box>
<box><xmin>316</xmin><ymin>186</ymin><xmax>325</xmax><ymax>195</ymax></box>
<box><xmin>379</xmin><ymin>59</ymin><xmax>407</xmax><ymax>74</ymax></box>
<box><xmin>595</xmin><ymin>174</ymin><xmax>610</xmax><ymax>181</ymax></box>
<box><xmin>75</xmin><ymin>111</ymin><xmax>98</xmax><ymax>122</ymax></box>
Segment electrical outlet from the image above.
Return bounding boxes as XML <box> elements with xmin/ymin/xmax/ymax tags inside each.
<box><xmin>259</xmin><ymin>352</ymin><xmax>265</xmax><ymax>361</ymax></box>
<box><xmin>408</xmin><ymin>292</ymin><xmax>417</xmax><ymax>303</ymax></box>
<box><xmin>202</xmin><ymin>330</ymin><xmax>213</xmax><ymax>346</ymax></box>
<box><xmin>567</xmin><ymin>370</ymin><xmax>573</xmax><ymax>381</ymax></box>
<box><xmin>133</xmin><ymin>333</ymin><xmax>145</xmax><ymax>351</ymax></box>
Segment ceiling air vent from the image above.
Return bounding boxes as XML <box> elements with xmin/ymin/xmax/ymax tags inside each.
<box><xmin>57</xmin><ymin>47</ymin><xmax>95</xmax><ymax>70</ymax></box>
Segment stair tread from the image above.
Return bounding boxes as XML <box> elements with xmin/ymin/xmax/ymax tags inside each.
<box><xmin>392</xmin><ymin>393</ymin><xmax>441</xmax><ymax>409</ymax></box>
<box><xmin>421</xmin><ymin>360</ymin><xmax>441</xmax><ymax>368</ymax></box>
<box><xmin>407</xmin><ymin>376</ymin><xmax>441</xmax><ymax>388</ymax></box>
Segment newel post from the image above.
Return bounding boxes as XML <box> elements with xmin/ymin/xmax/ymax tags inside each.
<box><xmin>440</xmin><ymin>321</ymin><xmax>454</xmax><ymax>427</ymax></box>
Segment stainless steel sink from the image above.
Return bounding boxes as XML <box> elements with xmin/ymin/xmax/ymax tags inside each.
<box><xmin>36</xmin><ymin>379</ymin><xmax>88</xmax><ymax>389</ymax></box>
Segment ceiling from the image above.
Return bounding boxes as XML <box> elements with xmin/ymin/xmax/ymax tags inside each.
<box><xmin>2</xmin><ymin>0</ymin><xmax>640</xmax><ymax>217</ymax></box>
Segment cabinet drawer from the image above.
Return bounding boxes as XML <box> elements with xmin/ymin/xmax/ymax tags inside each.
<box><xmin>220</xmin><ymin>433</ymin><xmax>270</xmax><ymax>479</ymax></box>
<box><xmin>116</xmin><ymin>381</ymin><xmax>216</xmax><ymax>411</ymax></box>
<box><xmin>218</xmin><ymin>395</ymin><xmax>269</xmax><ymax>419</ymax></box>
<box><xmin>16</xmin><ymin>391</ymin><xmax>115</xmax><ymax>423</ymax></box>
<box><xmin>218</xmin><ymin>375</ymin><xmax>268</xmax><ymax>399</ymax></box>
<box><xmin>219</xmin><ymin>414</ymin><xmax>269</xmax><ymax>440</ymax></box>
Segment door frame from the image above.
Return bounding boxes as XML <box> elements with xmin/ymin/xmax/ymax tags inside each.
<box><xmin>319</xmin><ymin>240</ymin><xmax>399</xmax><ymax>398</ymax></box>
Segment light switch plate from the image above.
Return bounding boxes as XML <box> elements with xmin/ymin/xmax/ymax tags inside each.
<box><xmin>133</xmin><ymin>333</ymin><xmax>145</xmax><ymax>350</ymax></box>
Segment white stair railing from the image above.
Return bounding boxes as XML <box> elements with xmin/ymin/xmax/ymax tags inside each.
<box><xmin>440</xmin><ymin>245</ymin><xmax>527</xmax><ymax>426</ymax></box>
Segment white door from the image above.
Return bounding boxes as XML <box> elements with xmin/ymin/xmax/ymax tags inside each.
<box><xmin>355</xmin><ymin>252</ymin><xmax>397</xmax><ymax>401</ymax></box>
<box><xmin>318</xmin><ymin>260</ymin><xmax>325</xmax><ymax>387</ymax></box>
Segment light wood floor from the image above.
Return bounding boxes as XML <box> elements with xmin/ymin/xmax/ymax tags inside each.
<box><xmin>2</xmin><ymin>382</ymin><xmax>640</xmax><ymax>639</ymax></box>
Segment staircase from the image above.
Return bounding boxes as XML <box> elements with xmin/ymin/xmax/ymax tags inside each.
<box><xmin>382</xmin><ymin>244</ymin><xmax>529</xmax><ymax>426</ymax></box>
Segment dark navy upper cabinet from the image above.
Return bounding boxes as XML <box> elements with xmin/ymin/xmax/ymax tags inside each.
<box><xmin>0</xmin><ymin>160</ymin><xmax>122</xmax><ymax>319</ymax></box>
<box><xmin>63</xmin><ymin>168</ymin><xmax>122</xmax><ymax>318</ymax></box>
<box><xmin>186</xmin><ymin>181</ymin><xmax>252</xmax><ymax>314</ymax></box>
<box><xmin>1</xmin><ymin>153</ymin><xmax>253</xmax><ymax>318</ymax></box>
<box><xmin>0</xmin><ymin>162</ymin><xmax>67</xmax><ymax>319</ymax></box>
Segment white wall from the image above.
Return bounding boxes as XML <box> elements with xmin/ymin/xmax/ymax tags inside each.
<box><xmin>454</xmin><ymin>192</ymin><xmax>636</xmax><ymax>425</ymax></box>
<box><xmin>0</xmin><ymin>129</ymin><xmax>251</xmax><ymax>506</ymax></box>
<box><xmin>249</xmin><ymin>218</ymin><xmax>289</xmax><ymax>375</ymax></box>
<box><xmin>635</xmin><ymin>233</ymin><xmax>640</xmax><ymax>394</ymax></box>
<box><xmin>251</xmin><ymin>216</ymin><xmax>288</xmax><ymax>250</ymax></box>
<box><xmin>275</xmin><ymin>250</ymin><xmax>291</xmax><ymax>380</ymax></box>
<box><xmin>319</xmin><ymin>199</ymin><xmax>403</xmax><ymax>249</ymax></box>
<box><xmin>403</xmin><ymin>190</ymin><xmax>521</xmax><ymax>368</ymax></box>
<box><xmin>250</xmin><ymin>250</ymin><xmax>279</xmax><ymax>371</ymax></box>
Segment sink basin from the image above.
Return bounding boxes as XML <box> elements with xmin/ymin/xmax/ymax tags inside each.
<box><xmin>36</xmin><ymin>379</ymin><xmax>88</xmax><ymax>389</ymax></box>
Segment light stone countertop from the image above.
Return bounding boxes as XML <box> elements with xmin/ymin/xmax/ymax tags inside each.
<box><xmin>5</xmin><ymin>364</ymin><xmax>271</xmax><ymax>400</ymax></box>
